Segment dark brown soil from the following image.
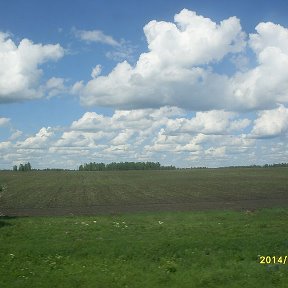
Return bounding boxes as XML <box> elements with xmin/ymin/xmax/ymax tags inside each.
<box><xmin>2</xmin><ymin>197</ymin><xmax>288</xmax><ymax>216</ymax></box>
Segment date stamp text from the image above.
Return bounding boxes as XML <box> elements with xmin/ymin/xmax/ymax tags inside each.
<box><xmin>259</xmin><ymin>256</ymin><xmax>287</xmax><ymax>264</ymax></box>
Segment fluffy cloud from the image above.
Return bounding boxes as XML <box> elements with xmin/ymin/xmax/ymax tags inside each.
<box><xmin>78</xmin><ymin>9</ymin><xmax>245</xmax><ymax>109</ymax></box>
<box><xmin>0</xmin><ymin>117</ymin><xmax>10</xmax><ymax>126</ymax></box>
<box><xmin>68</xmin><ymin>109</ymin><xmax>251</xmax><ymax>152</ymax></box>
<box><xmin>2</xmin><ymin>106</ymin><xmax>288</xmax><ymax>169</ymax></box>
<box><xmin>231</xmin><ymin>22</ymin><xmax>288</xmax><ymax>110</ymax></box>
<box><xmin>16</xmin><ymin>127</ymin><xmax>54</xmax><ymax>149</ymax></box>
<box><xmin>71</xmin><ymin>106</ymin><xmax>184</xmax><ymax>132</ymax></box>
<box><xmin>205</xmin><ymin>146</ymin><xmax>226</xmax><ymax>157</ymax></box>
<box><xmin>251</xmin><ymin>105</ymin><xmax>288</xmax><ymax>138</ymax></box>
<box><xmin>54</xmin><ymin>130</ymin><xmax>111</xmax><ymax>148</ymax></box>
<box><xmin>73</xmin><ymin>28</ymin><xmax>120</xmax><ymax>46</ymax></box>
<box><xmin>61</xmin><ymin>107</ymin><xmax>254</xmax><ymax>166</ymax></box>
<box><xmin>165</xmin><ymin>110</ymin><xmax>250</xmax><ymax>135</ymax></box>
<box><xmin>0</xmin><ymin>32</ymin><xmax>64</xmax><ymax>103</ymax></box>
<box><xmin>110</xmin><ymin>130</ymin><xmax>134</xmax><ymax>145</ymax></box>
<box><xmin>145</xmin><ymin>9</ymin><xmax>245</xmax><ymax>66</ymax></box>
<box><xmin>249</xmin><ymin>22</ymin><xmax>288</xmax><ymax>54</ymax></box>
<box><xmin>45</xmin><ymin>77</ymin><xmax>67</xmax><ymax>98</ymax></box>
<box><xmin>74</xmin><ymin>9</ymin><xmax>288</xmax><ymax>112</ymax></box>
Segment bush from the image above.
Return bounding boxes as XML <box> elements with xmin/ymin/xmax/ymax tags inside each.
<box><xmin>0</xmin><ymin>184</ymin><xmax>8</xmax><ymax>193</ymax></box>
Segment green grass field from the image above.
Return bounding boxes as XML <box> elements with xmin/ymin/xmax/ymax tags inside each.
<box><xmin>0</xmin><ymin>168</ymin><xmax>288</xmax><ymax>287</ymax></box>
<box><xmin>1</xmin><ymin>209</ymin><xmax>288</xmax><ymax>287</ymax></box>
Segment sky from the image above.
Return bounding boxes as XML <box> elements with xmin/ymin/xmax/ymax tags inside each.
<box><xmin>1</xmin><ymin>0</ymin><xmax>288</xmax><ymax>169</ymax></box>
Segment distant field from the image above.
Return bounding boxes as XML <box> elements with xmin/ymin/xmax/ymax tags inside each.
<box><xmin>1</xmin><ymin>168</ymin><xmax>288</xmax><ymax>216</ymax></box>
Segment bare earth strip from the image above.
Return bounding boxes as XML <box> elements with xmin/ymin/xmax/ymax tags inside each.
<box><xmin>3</xmin><ymin>198</ymin><xmax>288</xmax><ymax>216</ymax></box>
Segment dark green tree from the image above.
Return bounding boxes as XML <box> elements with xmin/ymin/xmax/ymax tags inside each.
<box><xmin>79</xmin><ymin>161</ymin><xmax>176</xmax><ymax>171</ymax></box>
<box><xmin>18</xmin><ymin>162</ymin><xmax>32</xmax><ymax>172</ymax></box>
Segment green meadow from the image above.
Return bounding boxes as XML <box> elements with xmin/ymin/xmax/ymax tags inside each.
<box><xmin>1</xmin><ymin>209</ymin><xmax>288</xmax><ymax>287</ymax></box>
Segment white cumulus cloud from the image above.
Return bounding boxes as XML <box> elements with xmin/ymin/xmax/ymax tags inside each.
<box><xmin>165</xmin><ymin>110</ymin><xmax>250</xmax><ymax>135</ymax></box>
<box><xmin>231</xmin><ymin>22</ymin><xmax>288</xmax><ymax>110</ymax></box>
<box><xmin>16</xmin><ymin>127</ymin><xmax>54</xmax><ymax>149</ymax></box>
<box><xmin>76</xmin><ymin>9</ymin><xmax>246</xmax><ymax>110</ymax></box>
<box><xmin>1</xmin><ymin>107</ymin><xmax>287</xmax><ymax>169</ymax></box>
<box><xmin>0</xmin><ymin>32</ymin><xmax>64</xmax><ymax>103</ymax></box>
<box><xmin>251</xmin><ymin>105</ymin><xmax>288</xmax><ymax>138</ymax></box>
<box><xmin>73</xmin><ymin>9</ymin><xmax>288</xmax><ymax>112</ymax></box>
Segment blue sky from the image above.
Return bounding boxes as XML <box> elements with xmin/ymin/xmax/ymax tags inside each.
<box><xmin>0</xmin><ymin>0</ymin><xmax>288</xmax><ymax>169</ymax></box>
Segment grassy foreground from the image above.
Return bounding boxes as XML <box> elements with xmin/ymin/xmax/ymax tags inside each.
<box><xmin>1</xmin><ymin>208</ymin><xmax>288</xmax><ymax>287</ymax></box>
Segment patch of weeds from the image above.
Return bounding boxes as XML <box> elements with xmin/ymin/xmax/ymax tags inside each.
<box><xmin>43</xmin><ymin>254</ymin><xmax>65</xmax><ymax>270</ymax></box>
<box><xmin>0</xmin><ymin>184</ymin><xmax>8</xmax><ymax>193</ymax></box>
<box><xmin>159</xmin><ymin>257</ymin><xmax>177</xmax><ymax>273</ymax></box>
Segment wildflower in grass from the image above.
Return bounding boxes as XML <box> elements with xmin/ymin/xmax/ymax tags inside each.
<box><xmin>93</xmin><ymin>220</ymin><xmax>97</xmax><ymax>223</ymax></box>
<box><xmin>158</xmin><ymin>221</ymin><xmax>164</xmax><ymax>225</ymax></box>
<box><xmin>113</xmin><ymin>221</ymin><xmax>120</xmax><ymax>228</ymax></box>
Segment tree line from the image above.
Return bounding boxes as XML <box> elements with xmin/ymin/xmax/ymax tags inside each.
<box><xmin>13</xmin><ymin>162</ymin><xmax>32</xmax><ymax>171</ymax></box>
<box><xmin>226</xmin><ymin>163</ymin><xmax>288</xmax><ymax>168</ymax></box>
<box><xmin>8</xmin><ymin>162</ymin><xmax>288</xmax><ymax>172</ymax></box>
<box><xmin>263</xmin><ymin>163</ymin><xmax>288</xmax><ymax>168</ymax></box>
<box><xmin>79</xmin><ymin>161</ymin><xmax>176</xmax><ymax>171</ymax></box>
